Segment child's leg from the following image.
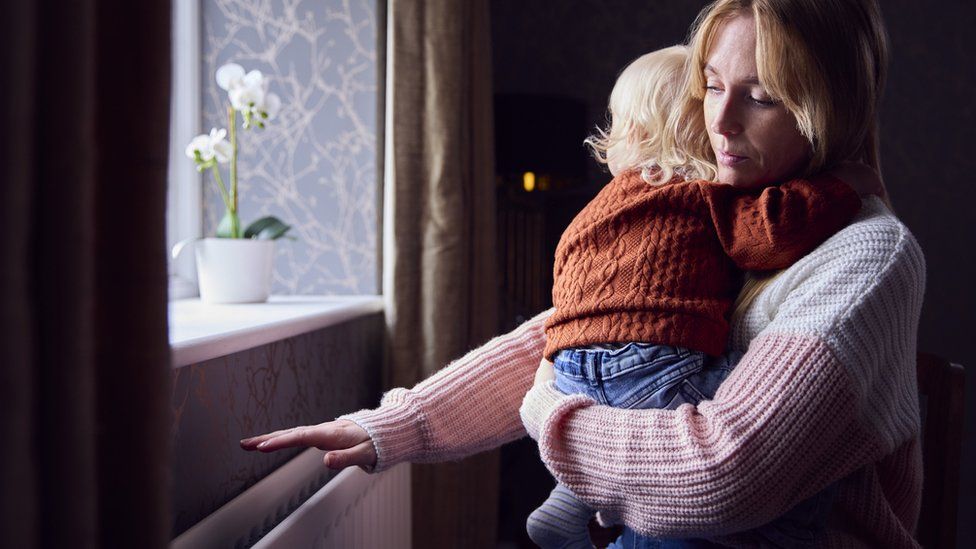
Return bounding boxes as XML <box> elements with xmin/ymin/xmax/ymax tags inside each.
<box><xmin>526</xmin><ymin>482</ymin><xmax>595</xmax><ymax>549</ymax></box>
<box><xmin>533</xmin><ymin>344</ymin><xmax>713</xmax><ymax>547</ymax></box>
<box><xmin>592</xmin><ymin>345</ymin><xmax>731</xmax><ymax>547</ymax></box>
<box><xmin>525</xmin><ymin>350</ymin><xmax>603</xmax><ymax>548</ymax></box>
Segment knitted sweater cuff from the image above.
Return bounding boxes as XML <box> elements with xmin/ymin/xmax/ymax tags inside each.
<box><xmin>520</xmin><ymin>381</ymin><xmax>595</xmax><ymax>441</ymax></box>
<box><xmin>338</xmin><ymin>388</ymin><xmax>424</xmax><ymax>474</ymax></box>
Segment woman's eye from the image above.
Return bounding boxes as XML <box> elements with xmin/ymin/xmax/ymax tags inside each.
<box><xmin>750</xmin><ymin>95</ymin><xmax>777</xmax><ymax>106</ymax></box>
<box><xmin>705</xmin><ymin>85</ymin><xmax>722</xmax><ymax>94</ymax></box>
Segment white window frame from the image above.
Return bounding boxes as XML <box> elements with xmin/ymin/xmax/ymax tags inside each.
<box><xmin>167</xmin><ymin>0</ymin><xmax>203</xmax><ymax>300</ymax></box>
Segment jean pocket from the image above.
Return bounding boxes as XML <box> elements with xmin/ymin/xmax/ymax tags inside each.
<box><xmin>670</xmin><ymin>354</ymin><xmax>737</xmax><ymax>406</ymax></box>
<box><xmin>552</xmin><ymin>350</ymin><xmax>586</xmax><ymax>378</ymax></box>
<box><xmin>554</xmin><ymin>368</ymin><xmax>609</xmax><ymax>404</ymax></box>
<box><xmin>600</xmin><ymin>352</ymin><xmax>703</xmax><ymax>409</ymax></box>
<box><xmin>555</xmin><ymin>370</ymin><xmax>591</xmax><ymax>396</ymax></box>
<box><xmin>601</xmin><ymin>343</ymin><xmax>690</xmax><ymax>377</ymax></box>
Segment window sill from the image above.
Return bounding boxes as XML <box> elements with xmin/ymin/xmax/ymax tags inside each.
<box><xmin>168</xmin><ymin>295</ymin><xmax>384</xmax><ymax>368</ymax></box>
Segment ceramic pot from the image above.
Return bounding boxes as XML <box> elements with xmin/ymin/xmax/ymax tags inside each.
<box><xmin>194</xmin><ymin>238</ymin><xmax>274</xmax><ymax>303</ymax></box>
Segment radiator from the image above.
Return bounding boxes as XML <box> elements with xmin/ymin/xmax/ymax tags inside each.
<box><xmin>172</xmin><ymin>449</ymin><xmax>412</xmax><ymax>548</ymax></box>
<box><xmin>254</xmin><ymin>461</ymin><xmax>411</xmax><ymax>548</ymax></box>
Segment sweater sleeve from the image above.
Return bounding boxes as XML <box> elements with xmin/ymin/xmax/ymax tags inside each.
<box><xmin>701</xmin><ymin>174</ymin><xmax>861</xmax><ymax>270</ymax></box>
<box><xmin>338</xmin><ymin>307</ymin><xmax>552</xmax><ymax>473</ymax></box>
<box><xmin>519</xmin><ymin>214</ymin><xmax>925</xmax><ymax>538</ymax></box>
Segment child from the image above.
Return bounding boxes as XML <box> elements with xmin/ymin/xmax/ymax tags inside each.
<box><xmin>525</xmin><ymin>45</ymin><xmax>874</xmax><ymax>549</ymax></box>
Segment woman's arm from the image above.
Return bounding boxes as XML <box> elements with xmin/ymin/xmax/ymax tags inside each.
<box><xmin>520</xmin><ymin>207</ymin><xmax>925</xmax><ymax>538</ymax></box>
<box><xmin>338</xmin><ymin>307</ymin><xmax>551</xmax><ymax>472</ymax></box>
<box><xmin>243</xmin><ymin>308</ymin><xmax>551</xmax><ymax>472</ymax></box>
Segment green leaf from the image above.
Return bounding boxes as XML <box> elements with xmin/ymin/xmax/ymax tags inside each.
<box><xmin>216</xmin><ymin>210</ymin><xmax>241</xmax><ymax>238</ymax></box>
<box><xmin>244</xmin><ymin>215</ymin><xmax>292</xmax><ymax>240</ymax></box>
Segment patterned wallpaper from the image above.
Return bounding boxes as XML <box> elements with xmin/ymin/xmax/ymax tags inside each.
<box><xmin>201</xmin><ymin>0</ymin><xmax>378</xmax><ymax>295</ymax></box>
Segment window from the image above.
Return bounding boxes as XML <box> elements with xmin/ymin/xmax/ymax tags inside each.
<box><xmin>168</xmin><ymin>0</ymin><xmax>203</xmax><ymax>299</ymax></box>
<box><xmin>167</xmin><ymin>0</ymin><xmax>381</xmax><ymax>300</ymax></box>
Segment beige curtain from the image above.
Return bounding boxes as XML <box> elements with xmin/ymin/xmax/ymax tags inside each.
<box><xmin>0</xmin><ymin>1</ymin><xmax>171</xmax><ymax>547</ymax></box>
<box><xmin>383</xmin><ymin>0</ymin><xmax>500</xmax><ymax>546</ymax></box>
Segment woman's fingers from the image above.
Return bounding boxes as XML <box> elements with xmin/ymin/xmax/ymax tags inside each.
<box><xmin>240</xmin><ymin>420</ymin><xmax>370</xmax><ymax>453</ymax></box>
<box><xmin>239</xmin><ymin>426</ymin><xmax>301</xmax><ymax>449</ymax></box>
<box><xmin>253</xmin><ymin>426</ymin><xmax>322</xmax><ymax>452</ymax></box>
<box><xmin>324</xmin><ymin>440</ymin><xmax>377</xmax><ymax>470</ymax></box>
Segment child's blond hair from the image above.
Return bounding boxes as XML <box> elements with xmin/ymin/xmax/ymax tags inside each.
<box><xmin>585</xmin><ymin>45</ymin><xmax>700</xmax><ymax>184</ymax></box>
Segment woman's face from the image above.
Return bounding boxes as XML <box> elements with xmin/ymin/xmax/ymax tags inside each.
<box><xmin>703</xmin><ymin>13</ymin><xmax>810</xmax><ymax>188</ymax></box>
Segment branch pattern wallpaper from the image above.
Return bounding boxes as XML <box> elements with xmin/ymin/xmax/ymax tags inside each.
<box><xmin>202</xmin><ymin>0</ymin><xmax>378</xmax><ymax>294</ymax></box>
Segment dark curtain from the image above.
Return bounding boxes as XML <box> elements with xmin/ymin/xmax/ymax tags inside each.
<box><xmin>1</xmin><ymin>1</ymin><xmax>172</xmax><ymax>547</ymax></box>
<box><xmin>384</xmin><ymin>0</ymin><xmax>500</xmax><ymax>546</ymax></box>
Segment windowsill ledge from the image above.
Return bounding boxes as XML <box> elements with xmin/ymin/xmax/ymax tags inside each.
<box><xmin>169</xmin><ymin>295</ymin><xmax>384</xmax><ymax>368</ymax></box>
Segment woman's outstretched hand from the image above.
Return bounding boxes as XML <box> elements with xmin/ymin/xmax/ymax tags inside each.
<box><xmin>240</xmin><ymin>419</ymin><xmax>376</xmax><ymax>470</ymax></box>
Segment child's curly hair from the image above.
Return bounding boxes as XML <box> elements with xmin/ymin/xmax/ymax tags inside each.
<box><xmin>585</xmin><ymin>45</ymin><xmax>711</xmax><ymax>184</ymax></box>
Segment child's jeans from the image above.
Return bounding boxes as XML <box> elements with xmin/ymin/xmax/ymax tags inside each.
<box><xmin>551</xmin><ymin>342</ymin><xmax>836</xmax><ymax>548</ymax></box>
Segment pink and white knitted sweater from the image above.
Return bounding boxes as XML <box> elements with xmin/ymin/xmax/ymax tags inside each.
<box><xmin>341</xmin><ymin>197</ymin><xmax>925</xmax><ymax>548</ymax></box>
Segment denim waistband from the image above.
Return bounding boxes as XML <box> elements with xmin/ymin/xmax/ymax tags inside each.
<box><xmin>553</xmin><ymin>342</ymin><xmax>699</xmax><ymax>381</ymax></box>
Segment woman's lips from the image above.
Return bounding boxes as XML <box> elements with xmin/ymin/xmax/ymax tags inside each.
<box><xmin>718</xmin><ymin>150</ymin><xmax>749</xmax><ymax>167</ymax></box>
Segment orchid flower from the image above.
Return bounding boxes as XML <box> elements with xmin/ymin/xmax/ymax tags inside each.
<box><xmin>184</xmin><ymin>62</ymin><xmax>289</xmax><ymax>240</ymax></box>
<box><xmin>185</xmin><ymin>127</ymin><xmax>232</xmax><ymax>165</ymax></box>
<box><xmin>215</xmin><ymin>62</ymin><xmax>281</xmax><ymax>128</ymax></box>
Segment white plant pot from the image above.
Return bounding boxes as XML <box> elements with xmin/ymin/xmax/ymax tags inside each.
<box><xmin>195</xmin><ymin>238</ymin><xmax>274</xmax><ymax>304</ymax></box>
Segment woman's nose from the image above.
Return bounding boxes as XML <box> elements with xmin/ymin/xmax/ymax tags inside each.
<box><xmin>710</xmin><ymin>97</ymin><xmax>743</xmax><ymax>137</ymax></box>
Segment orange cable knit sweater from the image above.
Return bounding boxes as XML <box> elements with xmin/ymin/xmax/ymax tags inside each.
<box><xmin>544</xmin><ymin>171</ymin><xmax>861</xmax><ymax>358</ymax></box>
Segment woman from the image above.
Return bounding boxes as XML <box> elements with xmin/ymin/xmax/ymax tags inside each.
<box><xmin>242</xmin><ymin>0</ymin><xmax>924</xmax><ymax>546</ymax></box>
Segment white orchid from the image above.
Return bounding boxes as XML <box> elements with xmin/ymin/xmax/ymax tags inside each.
<box><xmin>215</xmin><ymin>63</ymin><xmax>246</xmax><ymax>92</ymax></box>
<box><xmin>185</xmin><ymin>127</ymin><xmax>232</xmax><ymax>164</ymax></box>
<box><xmin>215</xmin><ymin>62</ymin><xmax>281</xmax><ymax>127</ymax></box>
<box><xmin>185</xmin><ymin>62</ymin><xmax>289</xmax><ymax>240</ymax></box>
<box><xmin>263</xmin><ymin>92</ymin><xmax>281</xmax><ymax>120</ymax></box>
<box><xmin>227</xmin><ymin>69</ymin><xmax>265</xmax><ymax>110</ymax></box>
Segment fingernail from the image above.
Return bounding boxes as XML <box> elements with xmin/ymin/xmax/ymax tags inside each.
<box><xmin>257</xmin><ymin>441</ymin><xmax>269</xmax><ymax>449</ymax></box>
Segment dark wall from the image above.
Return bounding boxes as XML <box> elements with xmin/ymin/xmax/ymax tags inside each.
<box><xmin>881</xmin><ymin>6</ymin><xmax>976</xmax><ymax>544</ymax></box>
<box><xmin>492</xmin><ymin>1</ymin><xmax>705</xmax><ymax>189</ymax></box>
<box><xmin>492</xmin><ymin>1</ymin><xmax>975</xmax><ymax>544</ymax></box>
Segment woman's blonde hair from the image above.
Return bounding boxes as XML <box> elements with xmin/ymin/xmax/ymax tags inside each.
<box><xmin>585</xmin><ymin>45</ymin><xmax>711</xmax><ymax>184</ymax></box>
<box><xmin>660</xmin><ymin>0</ymin><xmax>890</xmax><ymax>181</ymax></box>
<box><xmin>662</xmin><ymin>0</ymin><xmax>890</xmax><ymax>318</ymax></box>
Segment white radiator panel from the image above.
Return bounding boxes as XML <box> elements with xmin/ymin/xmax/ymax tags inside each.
<box><xmin>171</xmin><ymin>449</ymin><xmax>411</xmax><ymax>549</ymax></box>
<box><xmin>253</xmin><ymin>462</ymin><xmax>411</xmax><ymax>549</ymax></box>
